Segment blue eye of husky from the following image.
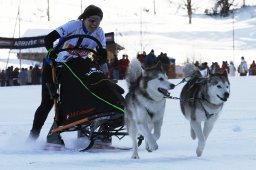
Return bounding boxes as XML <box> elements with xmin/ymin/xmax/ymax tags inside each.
<box><xmin>159</xmin><ymin>77</ymin><xmax>164</xmax><ymax>81</ymax></box>
<box><xmin>217</xmin><ymin>85</ymin><xmax>221</xmax><ymax>88</ymax></box>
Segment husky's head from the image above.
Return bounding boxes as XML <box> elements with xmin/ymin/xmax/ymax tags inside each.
<box><xmin>207</xmin><ymin>71</ymin><xmax>230</xmax><ymax>105</ymax></box>
<box><xmin>183</xmin><ymin>63</ymin><xmax>201</xmax><ymax>80</ymax></box>
<box><xmin>142</xmin><ymin>61</ymin><xmax>175</xmax><ymax>100</ymax></box>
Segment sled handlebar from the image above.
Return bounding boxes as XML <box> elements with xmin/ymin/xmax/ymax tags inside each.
<box><xmin>54</xmin><ymin>34</ymin><xmax>103</xmax><ymax>54</ymax></box>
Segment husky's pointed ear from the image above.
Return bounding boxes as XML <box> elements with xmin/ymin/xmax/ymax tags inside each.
<box><xmin>222</xmin><ymin>70</ymin><xmax>228</xmax><ymax>77</ymax></box>
<box><xmin>209</xmin><ymin>72</ymin><xmax>214</xmax><ymax>77</ymax></box>
<box><xmin>145</xmin><ymin>61</ymin><xmax>163</xmax><ymax>72</ymax></box>
<box><xmin>156</xmin><ymin>60</ymin><xmax>164</xmax><ymax>72</ymax></box>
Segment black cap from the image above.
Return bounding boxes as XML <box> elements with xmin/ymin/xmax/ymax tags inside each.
<box><xmin>78</xmin><ymin>5</ymin><xmax>103</xmax><ymax>20</ymax></box>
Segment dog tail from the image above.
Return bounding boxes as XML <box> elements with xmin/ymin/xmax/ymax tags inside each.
<box><xmin>126</xmin><ymin>58</ymin><xmax>142</xmax><ymax>87</ymax></box>
<box><xmin>183</xmin><ymin>63</ymin><xmax>201</xmax><ymax>80</ymax></box>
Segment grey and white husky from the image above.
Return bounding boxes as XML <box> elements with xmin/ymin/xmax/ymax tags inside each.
<box><xmin>180</xmin><ymin>63</ymin><xmax>230</xmax><ymax>157</ymax></box>
<box><xmin>125</xmin><ymin>59</ymin><xmax>175</xmax><ymax>159</ymax></box>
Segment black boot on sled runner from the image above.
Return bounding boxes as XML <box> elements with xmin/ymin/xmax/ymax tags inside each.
<box><xmin>46</xmin><ymin>121</ymin><xmax>65</xmax><ymax>146</ymax></box>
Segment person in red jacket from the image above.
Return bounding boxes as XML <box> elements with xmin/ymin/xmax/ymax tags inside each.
<box><xmin>119</xmin><ymin>54</ymin><xmax>130</xmax><ymax>79</ymax></box>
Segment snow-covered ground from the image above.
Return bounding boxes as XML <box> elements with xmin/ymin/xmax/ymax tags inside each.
<box><xmin>0</xmin><ymin>76</ymin><xmax>256</xmax><ymax>170</ymax></box>
<box><xmin>0</xmin><ymin>1</ymin><xmax>256</xmax><ymax>169</ymax></box>
<box><xmin>0</xmin><ymin>0</ymin><xmax>256</xmax><ymax>68</ymax></box>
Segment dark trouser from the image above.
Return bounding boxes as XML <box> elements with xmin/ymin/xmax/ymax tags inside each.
<box><xmin>31</xmin><ymin>59</ymin><xmax>54</xmax><ymax>135</ymax></box>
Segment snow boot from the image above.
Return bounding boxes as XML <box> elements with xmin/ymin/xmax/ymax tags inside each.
<box><xmin>26</xmin><ymin>129</ymin><xmax>40</xmax><ymax>143</ymax></box>
<box><xmin>46</xmin><ymin>121</ymin><xmax>65</xmax><ymax>146</ymax></box>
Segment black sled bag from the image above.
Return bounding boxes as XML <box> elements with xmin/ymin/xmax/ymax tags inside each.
<box><xmin>57</xmin><ymin>57</ymin><xmax>125</xmax><ymax>126</ymax></box>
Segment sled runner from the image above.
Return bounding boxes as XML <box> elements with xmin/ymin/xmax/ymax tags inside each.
<box><xmin>43</xmin><ymin>143</ymin><xmax>132</xmax><ymax>152</ymax></box>
<box><xmin>47</xmin><ymin>34</ymin><xmax>128</xmax><ymax>151</ymax></box>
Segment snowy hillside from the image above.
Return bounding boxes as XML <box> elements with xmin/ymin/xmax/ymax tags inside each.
<box><xmin>0</xmin><ymin>0</ymin><xmax>256</xmax><ymax>67</ymax></box>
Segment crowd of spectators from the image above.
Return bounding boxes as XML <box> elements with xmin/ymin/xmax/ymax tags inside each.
<box><xmin>0</xmin><ymin>65</ymin><xmax>42</xmax><ymax>87</ymax></box>
<box><xmin>107</xmin><ymin>49</ymin><xmax>173</xmax><ymax>80</ymax></box>
<box><xmin>1</xmin><ymin>55</ymin><xmax>255</xmax><ymax>87</ymax></box>
<box><xmin>192</xmin><ymin>56</ymin><xmax>256</xmax><ymax>77</ymax></box>
<box><xmin>108</xmin><ymin>54</ymin><xmax>130</xmax><ymax>80</ymax></box>
<box><xmin>6</xmin><ymin>49</ymin><xmax>171</xmax><ymax>83</ymax></box>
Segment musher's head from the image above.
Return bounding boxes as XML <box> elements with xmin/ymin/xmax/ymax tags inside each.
<box><xmin>78</xmin><ymin>5</ymin><xmax>103</xmax><ymax>33</ymax></box>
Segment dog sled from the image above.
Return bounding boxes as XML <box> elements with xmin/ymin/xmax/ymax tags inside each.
<box><xmin>47</xmin><ymin>34</ymin><xmax>128</xmax><ymax>151</ymax></box>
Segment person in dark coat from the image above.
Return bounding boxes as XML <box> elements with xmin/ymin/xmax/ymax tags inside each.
<box><xmin>144</xmin><ymin>49</ymin><xmax>157</xmax><ymax>68</ymax></box>
<box><xmin>157</xmin><ymin>52</ymin><xmax>170</xmax><ymax>75</ymax></box>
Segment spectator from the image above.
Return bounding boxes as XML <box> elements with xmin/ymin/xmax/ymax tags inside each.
<box><xmin>111</xmin><ymin>54</ymin><xmax>120</xmax><ymax>80</ymax></box>
<box><xmin>0</xmin><ymin>69</ymin><xmax>5</xmax><ymax>86</ymax></box>
<box><xmin>238</xmin><ymin>56</ymin><xmax>248</xmax><ymax>76</ymax></box>
<box><xmin>157</xmin><ymin>52</ymin><xmax>170</xmax><ymax>75</ymax></box>
<box><xmin>18</xmin><ymin>68</ymin><xmax>28</xmax><ymax>85</ymax></box>
<box><xmin>194</xmin><ymin>61</ymin><xmax>200</xmax><ymax>68</ymax></box>
<box><xmin>228</xmin><ymin>61</ymin><xmax>236</xmax><ymax>76</ymax></box>
<box><xmin>220</xmin><ymin>61</ymin><xmax>229</xmax><ymax>74</ymax></box>
<box><xmin>5</xmin><ymin>66</ymin><xmax>13</xmax><ymax>86</ymax></box>
<box><xmin>11</xmin><ymin>67</ymin><xmax>19</xmax><ymax>86</ymax></box>
<box><xmin>249</xmin><ymin>60</ymin><xmax>256</xmax><ymax>76</ymax></box>
<box><xmin>119</xmin><ymin>54</ymin><xmax>130</xmax><ymax>79</ymax></box>
<box><xmin>210</xmin><ymin>62</ymin><xmax>220</xmax><ymax>74</ymax></box>
<box><xmin>137</xmin><ymin>52</ymin><xmax>146</xmax><ymax>68</ymax></box>
<box><xmin>199</xmin><ymin>62</ymin><xmax>210</xmax><ymax>77</ymax></box>
<box><xmin>32</xmin><ymin>64</ymin><xmax>41</xmax><ymax>84</ymax></box>
<box><xmin>144</xmin><ymin>49</ymin><xmax>157</xmax><ymax>68</ymax></box>
<box><xmin>27</xmin><ymin>66</ymin><xmax>33</xmax><ymax>85</ymax></box>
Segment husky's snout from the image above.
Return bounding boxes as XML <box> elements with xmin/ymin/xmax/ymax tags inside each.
<box><xmin>217</xmin><ymin>92</ymin><xmax>229</xmax><ymax>102</ymax></box>
<box><xmin>224</xmin><ymin>92</ymin><xmax>230</xmax><ymax>100</ymax></box>
<box><xmin>158</xmin><ymin>83</ymin><xmax>175</xmax><ymax>97</ymax></box>
<box><xmin>158</xmin><ymin>88</ymin><xmax>170</xmax><ymax>97</ymax></box>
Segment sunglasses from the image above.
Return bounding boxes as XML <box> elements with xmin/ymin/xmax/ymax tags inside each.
<box><xmin>87</xmin><ymin>17</ymin><xmax>101</xmax><ymax>24</ymax></box>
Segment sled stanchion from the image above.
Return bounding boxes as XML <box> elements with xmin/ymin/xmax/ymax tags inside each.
<box><xmin>51</xmin><ymin>62</ymin><xmax>60</xmax><ymax>123</ymax></box>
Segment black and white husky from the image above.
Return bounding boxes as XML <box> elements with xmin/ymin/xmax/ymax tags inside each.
<box><xmin>180</xmin><ymin>63</ymin><xmax>230</xmax><ymax>157</ymax></box>
<box><xmin>124</xmin><ymin>59</ymin><xmax>175</xmax><ymax>159</ymax></box>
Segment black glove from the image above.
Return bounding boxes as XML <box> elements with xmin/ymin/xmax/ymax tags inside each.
<box><xmin>47</xmin><ymin>48</ymin><xmax>58</xmax><ymax>60</ymax></box>
<box><xmin>96</xmin><ymin>48</ymin><xmax>107</xmax><ymax>64</ymax></box>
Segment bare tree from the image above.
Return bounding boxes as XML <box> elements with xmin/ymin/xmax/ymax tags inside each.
<box><xmin>215</xmin><ymin>0</ymin><xmax>234</xmax><ymax>17</ymax></box>
<box><xmin>184</xmin><ymin>0</ymin><xmax>192</xmax><ymax>24</ymax></box>
<box><xmin>243</xmin><ymin>0</ymin><xmax>246</xmax><ymax>7</ymax></box>
<box><xmin>47</xmin><ymin>0</ymin><xmax>50</xmax><ymax>21</ymax></box>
